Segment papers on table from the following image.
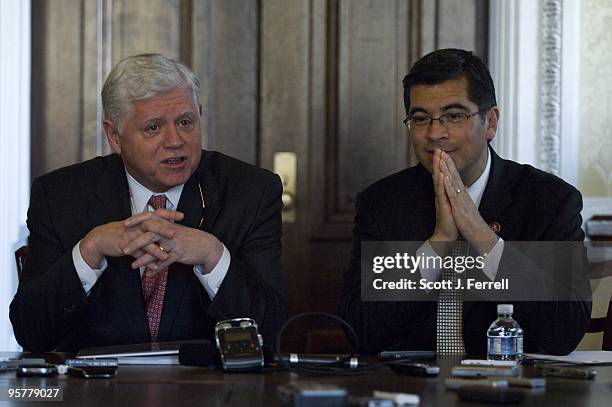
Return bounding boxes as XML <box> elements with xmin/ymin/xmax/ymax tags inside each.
<box><xmin>524</xmin><ymin>351</ymin><xmax>612</xmax><ymax>365</ymax></box>
<box><xmin>76</xmin><ymin>340</ymin><xmax>211</xmax><ymax>365</ymax></box>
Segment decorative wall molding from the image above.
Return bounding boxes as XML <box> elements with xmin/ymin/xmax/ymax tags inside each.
<box><xmin>538</xmin><ymin>0</ymin><xmax>563</xmax><ymax>176</ymax></box>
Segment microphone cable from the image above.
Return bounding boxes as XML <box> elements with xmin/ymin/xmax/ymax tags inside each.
<box><xmin>273</xmin><ymin>312</ymin><xmax>412</xmax><ymax>376</ymax></box>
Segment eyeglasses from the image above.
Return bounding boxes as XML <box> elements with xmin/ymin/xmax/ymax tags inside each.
<box><xmin>403</xmin><ymin>110</ymin><xmax>484</xmax><ymax>131</ymax></box>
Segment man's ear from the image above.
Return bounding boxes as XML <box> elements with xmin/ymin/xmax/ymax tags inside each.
<box><xmin>485</xmin><ymin>107</ymin><xmax>500</xmax><ymax>142</ymax></box>
<box><xmin>103</xmin><ymin>120</ymin><xmax>122</xmax><ymax>154</ymax></box>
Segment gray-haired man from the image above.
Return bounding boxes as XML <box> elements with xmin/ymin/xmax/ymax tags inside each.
<box><xmin>11</xmin><ymin>54</ymin><xmax>287</xmax><ymax>352</ymax></box>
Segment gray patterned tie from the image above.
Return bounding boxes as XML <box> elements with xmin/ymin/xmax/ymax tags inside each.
<box><xmin>436</xmin><ymin>236</ymin><xmax>467</xmax><ymax>355</ymax></box>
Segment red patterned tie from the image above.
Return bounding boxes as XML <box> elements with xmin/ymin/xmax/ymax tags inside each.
<box><xmin>141</xmin><ymin>194</ymin><xmax>169</xmax><ymax>342</ymax></box>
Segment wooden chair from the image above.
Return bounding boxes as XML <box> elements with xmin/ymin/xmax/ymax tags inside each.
<box><xmin>580</xmin><ymin>217</ymin><xmax>612</xmax><ymax>350</ymax></box>
<box><xmin>584</xmin><ymin>260</ymin><xmax>612</xmax><ymax>350</ymax></box>
<box><xmin>14</xmin><ymin>245</ymin><xmax>29</xmax><ymax>283</ymax></box>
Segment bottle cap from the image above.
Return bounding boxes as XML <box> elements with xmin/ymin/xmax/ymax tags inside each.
<box><xmin>497</xmin><ymin>304</ymin><xmax>513</xmax><ymax>314</ymax></box>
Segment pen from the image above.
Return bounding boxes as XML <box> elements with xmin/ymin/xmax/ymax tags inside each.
<box><xmin>535</xmin><ymin>365</ymin><xmax>596</xmax><ymax>380</ymax></box>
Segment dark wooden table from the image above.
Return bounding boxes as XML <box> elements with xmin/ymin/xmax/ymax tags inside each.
<box><xmin>0</xmin><ymin>353</ymin><xmax>610</xmax><ymax>406</ymax></box>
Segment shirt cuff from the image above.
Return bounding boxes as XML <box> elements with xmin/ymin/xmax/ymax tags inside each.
<box><xmin>193</xmin><ymin>244</ymin><xmax>231</xmax><ymax>299</ymax></box>
<box><xmin>418</xmin><ymin>240</ymin><xmax>443</xmax><ymax>282</ymax></box>
<box><xmin>481</xmin><ymin>238</ymin><xmax>505</xmax><ymax>281</ymax></box>
<box><xmin>72</xmin><ymin>241</ymin><xmax>108</xmax><ymax>295</ymax></box>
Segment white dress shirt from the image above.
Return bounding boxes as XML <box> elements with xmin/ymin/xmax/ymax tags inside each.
<box><xmin>73</xmin><ymin>170</ymin><xmax>230</xmax><ymax>299</ymax></box>
<box><xmin>418</xmin><ymin>149</ymin><xmax>505</xmax><ymax>282</ymax></box>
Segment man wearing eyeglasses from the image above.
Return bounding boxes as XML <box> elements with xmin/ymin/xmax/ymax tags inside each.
<box><xmin>339</xmin><ymin>48</ymin><xmax>590</xmax><ymax>357</ymax></box>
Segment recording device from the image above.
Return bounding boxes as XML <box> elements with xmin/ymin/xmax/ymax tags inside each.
<box><xmin>214</xmin><ymin>318</ymin><xmax>264</xmax><ymax>372</ymax></box>
<box><xmin>390</xmin><ymin>362</ymin><xmax>440</xmax><ymax>377</ymax></box>
<box><xmin>0</xmin><ymin>358</ymin><xmax>46</xmax><ymax>371</ymax></box>
<box><xmin>65</xmin><ymin>358</ymin><xmax>118</xmax><ymax>368</ymax></box>
<box><xmin>451</xmin><ymin>365</ymin><xmax>520</xmax><ymax>378</ymax></box>
<box><xmin>445</xmin><ymin>378</ymin><xmax>509</xmax><ymax>390</ymax></box>
<box><xmin>535</xmin><ymin>365</ymin><xmax>596</xmax><ymax>380</ymax></box>
<box><xmin>461</xmin><ymin>359</ymin><xmax>517</xmax><ymax>367</ymax></box>
<box><xmin>277</xmin><ymin>382</ymin><xmax>348</xmax><ymax>407</ymax></box>
<box><xmin>377</xmin><ymin>350</ymin><xmax>436</xmax><ymax>361</ymax></box>
<box><xmin>16</xmin><ymin>364</ymin><xmax>58</xmax><ymax>377</ymax></box>
<box><xmin>67</xmin><ymin>366</ymin><xmax>117</xmax><ymax>379</ymax></box>
<box><xmin>445</xmin><ymin>377</ymin><xmax>546</xmax><ymax>390</ymax></box>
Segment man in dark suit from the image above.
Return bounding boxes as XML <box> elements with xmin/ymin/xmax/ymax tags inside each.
<box><xmin>10</xmin><ymin>54</ymin><xmax>286</xmax><ymax>353</ymax></box>
<box><xmin>338</xmin><ymin>49</ymin><xmax>591</xmax><ymax>357</ymax></box>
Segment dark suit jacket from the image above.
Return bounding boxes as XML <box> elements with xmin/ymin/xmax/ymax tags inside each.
<box><xmin>10</xmin><ymin>151</ymin><xmax>287</xmax><ymax>353</ymax></box>
<box><xmin>338</xmin><ymin>148</ymin><xmax>591</xmax><ymax>357</ymax></box>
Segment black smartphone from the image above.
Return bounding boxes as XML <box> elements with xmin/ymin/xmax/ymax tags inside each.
<box><xmin>456</xmin><ymin>385</ymin><xmax>526</xmax><ymax>404</ymax></box>
<box><xmin>378</xmin><ymin>350</ymin><xmax>436</xmax><ymax>361</ymax></box>
<box><xmin>16</xmin><ymin>364</ymin><xmax>58</xmax><ymax>377</ymax></box>
<box><xmin>67</xmin><ymin>366</ymin><xmax>117</xmax><ymax>379</ymax></box>
<box><xmin>390</xmin><ymin>362</ymin><xmax>440</xmax><ymax>377</ymax></box>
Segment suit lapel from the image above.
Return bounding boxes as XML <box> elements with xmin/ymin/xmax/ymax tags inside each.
<box><xmin>158</xmin><ymin>150</ymin><xmax>225</xmax><ymax>341</ymax></box>
<box><xmin>477</xmin><ymin>148</ymin><xmax>513</xmax><ymax>234</ymax></box>
<box><xmin>199</xmin><ymin>150</ymin><xmax>224</xmax><ymax>234</ymax></box>
<box><xmin>87</xmin><ymin>155</ymin><xmax>150</xmax><ymax>342</ymax></box>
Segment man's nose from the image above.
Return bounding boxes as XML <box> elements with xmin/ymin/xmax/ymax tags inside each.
<box><xmin>426</xmin><ymin>118</ymin><xmax>448</xmax><ymax>141</ymax></box>
<box><xmin>164</xmin><ymin>125</ymin><xmax>185</xmax><ymax>147</ymax></box>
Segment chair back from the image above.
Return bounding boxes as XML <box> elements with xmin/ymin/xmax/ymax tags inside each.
<box><xmin>581</xmin><ymin>260</ymin><xmax>612</xmax><ymax>350</ymax></box>
<box><xmin>14</xmin><ymin>245</ymin><xmax>30</xmax><ymax>283</ymax></box>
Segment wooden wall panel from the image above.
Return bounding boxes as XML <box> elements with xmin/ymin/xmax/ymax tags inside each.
<box><xmin>335</xmin><ymin>0</ymin><xmax>411</xmax><ymax>217</ymax></box>
<box><xmin>31</xmin><ymin>0</ymin><xmax>84</xmax><ymax>176</ymax></box>
<box><xmin>111</xmin><ymin>0</ymin><xmax>182</xmax><ymax>61</ymax></box>
<box><xmin>259</xmin><ymin>0</ymin><xmax>311</xmax><ymax>320</ymax></box>
<box><xmin>192</xmin><ymin>0</ymin><xmax>259</xmax><ymax>164</ymax></box>
<box><xmin>81</xmin><ymin>0</ymin><xmax>101</xmax><ymax>164</ymax></box>
<box><xmin>427</xmin><ymin>0</ymin><xmax>489</xmax><ymax>60</ymax></box>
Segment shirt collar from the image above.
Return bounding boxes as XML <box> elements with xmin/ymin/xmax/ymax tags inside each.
<box><xmin>467</xmin><ymin>148</ymin><xmax>491</xmax><ymax>207</ymax></box>
<box><xmin>125</xmin><ymin>170</ymin><xmax>184</xmax><ymax>213</ymax></box>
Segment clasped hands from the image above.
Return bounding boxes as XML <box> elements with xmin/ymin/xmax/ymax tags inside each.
<box><xmin>80</xmin><ymin>209</ymin><xmax>223</xmax><ymax>272</ymax></box>
<box><xmin>430</xmin><ymin>148</ymin><xmax>498</xmax><ymax>256</ymax></box>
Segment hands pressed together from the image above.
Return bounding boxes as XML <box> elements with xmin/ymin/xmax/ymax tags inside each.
<box><xmin>430</xmin><ymin>148</ymin><xmax>498</xmax><ymax>255</ymax></box>
<box><xmin>80</xmin><ymin>209</ymin><xmax>223</xmax><ymax>273</ymax></box>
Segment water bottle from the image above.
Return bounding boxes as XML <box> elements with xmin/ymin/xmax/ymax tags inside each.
<box><xmin>487</xmin><ymin>304</ymin><xmax>523</xmax><ymax>361</ymax></box>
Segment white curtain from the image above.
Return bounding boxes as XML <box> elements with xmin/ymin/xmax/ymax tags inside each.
<box><xmin>0</xmin><ymin>0</ymin><xmax>31</xmax><ymax>351</ymax></box>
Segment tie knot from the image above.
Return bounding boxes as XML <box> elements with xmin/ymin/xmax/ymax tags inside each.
<box><xmin>148</xmin><ymin>194</ymin><xmax>168</xmax><ymax>210</ymax></box>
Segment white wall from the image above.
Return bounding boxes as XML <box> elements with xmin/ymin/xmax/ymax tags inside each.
<box><xmin>0</xmin><ymin>0</ymin><xmax>31</xmax><ymax>351</ymax></box>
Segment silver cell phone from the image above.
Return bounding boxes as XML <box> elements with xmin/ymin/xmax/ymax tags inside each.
<box><xmin>67</xmin><ymin>366</ymin><xmax>117</xmax><ymax>379</ymax></box>
<box><xmin>445</xmin><ymin>378</ymin><xmax>509</xmax><ymax>390</ymax></box>
<box><xmin>461</xmin><ymin>359</ymin><xmax>517</xmax><ymax>367</ymax></box>
<box><xmin>451</xmin><ymin>365</ymin><xmax>519</xmax><ymax>378</ymax></box>
<box><xmin>16</xmin><ymin>364</ymin><xmax>58</xmax><ymax>377</ymax></box>
<box><xmin>506</xmin><ymin>377</ymin><xmax>546</xmax><ymax>388</ymax></box>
